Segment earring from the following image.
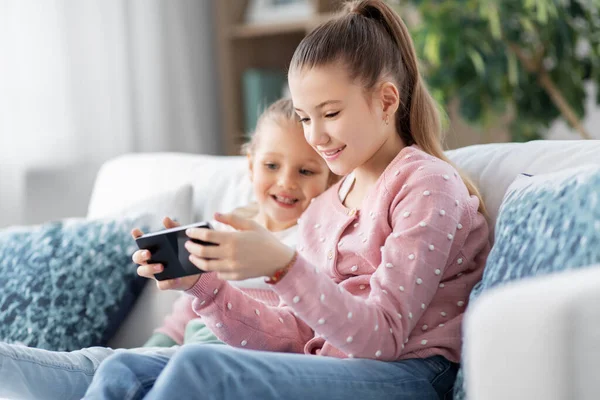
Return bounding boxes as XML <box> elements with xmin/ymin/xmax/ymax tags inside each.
<box><xmin>384</xmin><ymin>114</ymin><xmax>390</xmax><ymax>125</ymax></box>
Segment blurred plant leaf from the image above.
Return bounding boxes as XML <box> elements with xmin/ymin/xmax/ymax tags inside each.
<box><xmin>395</xmin><ymin>0</ymin><xmax>600</xmax><ymax>141</ymax></box>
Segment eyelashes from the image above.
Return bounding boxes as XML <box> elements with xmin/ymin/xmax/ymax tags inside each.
<box><xmin>299</xmin><ymin>111</ymin><xmax>341</xmax><ymax>124</ymax></box>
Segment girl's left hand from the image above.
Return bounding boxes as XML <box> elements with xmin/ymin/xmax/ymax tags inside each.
<box><xmin>184</xmin><ymin>212</ymin><xmax>295</xmax><ymax>281</ymax></box>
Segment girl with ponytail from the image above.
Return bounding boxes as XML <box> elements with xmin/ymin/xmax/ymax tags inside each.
<box><xmin>83</xmin><ymin>2</ymin><xmax>490</xmax><ymax>399</ymax></box>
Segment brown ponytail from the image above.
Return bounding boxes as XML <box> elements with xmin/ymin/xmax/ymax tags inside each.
<box><xmin>290</xmin><ymin>0</ymin><xmax>486</xmax><ymax>215</ymax></box>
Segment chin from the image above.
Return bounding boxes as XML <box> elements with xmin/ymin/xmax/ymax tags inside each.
<box><xmin>327</xmin><ymin>163</ymin><xmax>352</xmax><ymax>177</ymax></box>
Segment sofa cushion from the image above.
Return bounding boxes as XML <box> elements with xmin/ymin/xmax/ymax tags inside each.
<box><xmin>0</xmin><ymin>215</ymin><xmax>155</xmax><ymax>351</ymax></box>
<box><xmin>87</xmin><ymin>153</ymin><xmax>252</xmax><ymax>223</ymax></box>
<box><xmin>454</xmin><ymin>165</ymin><xmax>600</xmax><ymax>399</ymax></box>
<box><xmin>88</xmin><ymin>181</ymin><xmax>194</xmax><ymax>226</ymax></box>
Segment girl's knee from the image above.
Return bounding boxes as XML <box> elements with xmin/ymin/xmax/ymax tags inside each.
<box><xmin>172</xmin><ymin>344</ymin><xmax>218</xmax><ymax>362</ymax></box>
<box><xmin>170</xmin><ymin>344</ymin><xmax>231</xmax><ymax>372</ymax></box>
<box><xmin>96</xmin><ymin>352</ymin><xmax>137</xmax><ymax>373</ymax></box>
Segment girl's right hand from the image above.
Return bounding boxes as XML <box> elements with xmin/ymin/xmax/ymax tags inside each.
<box><xmin>131</xmin><ymin>216</ymin><xmax>202</xmax><ymax>291</ymax></box>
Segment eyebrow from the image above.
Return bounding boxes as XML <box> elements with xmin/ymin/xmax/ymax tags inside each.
<box><xmin>261</xmin><ymin>153</ymin><xmax>323</xmax><ymax>167</ymax></box>
<box><xmin>295</xmin><ymin>100</ymin><xmax>342</xmax><ymax>113</ymax></box>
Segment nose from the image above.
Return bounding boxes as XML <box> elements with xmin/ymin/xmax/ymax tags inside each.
<box><xmin>277</xmin><ymin>168</ymin><xmax>297</xmax><ymax>190</ymax></box>
<box><xmin>305</xmin><ymin>121</ymin><xmax>329</xmax><ymax>148</ymax></box>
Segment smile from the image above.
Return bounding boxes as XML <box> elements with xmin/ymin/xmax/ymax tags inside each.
<box><xmin>271</xmin><ymin>194</ymin><xmax>299</xmax><ymax>206</ymax></box>
<box><xmin>321</xmin><ymin>146</ymin><xmax>346</xmax><ymax>160</ymax></box>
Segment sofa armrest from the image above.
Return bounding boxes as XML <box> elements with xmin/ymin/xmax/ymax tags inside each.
<box><xmin>464</xmin><ymin>265</ymin><xmax>600</xmax><ymax>400</ymax></box>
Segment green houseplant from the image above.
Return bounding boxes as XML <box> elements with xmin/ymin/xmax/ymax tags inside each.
<box><xmin>403</xmin><ymin>0</ymin><xmax>600</xmax><ymax>141</ymax></box>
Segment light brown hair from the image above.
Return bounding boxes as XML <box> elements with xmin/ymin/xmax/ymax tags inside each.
<box><xmin>289</xmin><ymin>0</ymin><xmax>486</xmax><ymax>214</ymax></box>
<box><xmin>242</xmin><ymin>97</ymin><xmax>299</xmax><ymax>155</ymax></box>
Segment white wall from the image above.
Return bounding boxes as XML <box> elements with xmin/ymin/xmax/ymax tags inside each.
<box><xmin>0</xmin><ymin>0</ymin><xmax>222</xmax><ymax>228</ymax></box>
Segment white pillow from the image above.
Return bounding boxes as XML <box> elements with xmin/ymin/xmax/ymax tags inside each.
<box><xmin>188</xmin><ymin>157</ymin><xmax>254</xmax><ymax>221</ymax></box>
<box><xmin>87</xmin><ymin>184</ymin><xmax>194</xmax><ymax>228</ymax></box>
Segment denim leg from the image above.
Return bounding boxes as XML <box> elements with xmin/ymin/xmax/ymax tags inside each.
<box><xmin>0</xmin><ymin>342</ymin><xmax>115</xmax><ymax>400</ymax></box>
<box><xmin>83</xmin><ymin>352</ymin><xmax>172</xmax><ymax>400</ymax></box>
<box><xmin>145</xmin><ymin>344</ymin><xmax>458</xmax><ymax>400</ymax></box>
<box><xmin>0</xmin><ymin>341</ymin><xmax>179</xmax><ymax>400</ymax></box>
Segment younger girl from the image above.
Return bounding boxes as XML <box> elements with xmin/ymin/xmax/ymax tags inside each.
<box><xmin>84</xmin><ymin>1</ymin><xmax>490</xmax><ymax>399</ymax></box>
<box><xmin>0</xmin><ymin>98</ymin><xmax>334</xmax><ymax>400</ymax></box>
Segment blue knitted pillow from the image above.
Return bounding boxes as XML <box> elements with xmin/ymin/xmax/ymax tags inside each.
<box><xmin>0</xmin><ymin>216</ymin><xmax>152</xmax><ymax>351</ymax></box>
<box><xmin>454</xmin><ymin>165</ymin><xmax>600</xmax><ymax>399</ymax></box>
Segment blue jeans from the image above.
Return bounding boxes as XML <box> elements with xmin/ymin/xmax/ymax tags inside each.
<box><xmin>83</xmin><ymin>344</ymin><xmax>458</xmax><ymax>400</ymax></box>
<box><xmin>0</xmin><ymin>342</ymin><xmax>178</xmax><ymax>400</ymax></box>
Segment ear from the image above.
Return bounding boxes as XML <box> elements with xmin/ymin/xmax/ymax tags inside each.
<box><xmin>378</xmin><ymin>81</ymin><xmax>400</xmax><ymax>116</ymax></box>
<box><xmin>247</xmin><ymin>153</ymin><xmax>254</xmax><ymax>182</ymax></box>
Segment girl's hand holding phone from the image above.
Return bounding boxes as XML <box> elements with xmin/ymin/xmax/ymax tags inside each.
<box><xmin>131</xmin><ymin>216</ymin><xmax>203</xmax><ymax>291</ymax></box>
<box><xmin>184</xmin><ymin>212</ymin><xmax>295</xmax><ymax>281</ymax></box>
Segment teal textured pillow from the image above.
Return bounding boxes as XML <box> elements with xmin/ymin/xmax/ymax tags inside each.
<box><xmin>454</xmin><ymin>166</ymin><xmax>600</xmax><ymax>399</ymax></box>
<box><xmin>0</xmin><ymin>216</ymin><xmax>152</xmax><ymax>351</ymax></box>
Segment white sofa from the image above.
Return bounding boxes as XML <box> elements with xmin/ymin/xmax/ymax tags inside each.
<box><xmin>89</xmin><ymin>140</ymin><xmax>600</xmax><ymax>399</ymax></box>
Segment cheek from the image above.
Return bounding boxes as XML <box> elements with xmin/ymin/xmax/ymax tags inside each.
<box><xmin>305</xmin><ymin>177</ymin><xmax>329</xmax><ymax>197</ymax></box>
<box><xmin>252</xmin><ymin>174</ymin><xmax>272</xmax><ymax>197</ymax></box>
<box><xmin>332</xmin><ymin>119</ymin><xmax>356</xmax><ymax>143</ymax></box>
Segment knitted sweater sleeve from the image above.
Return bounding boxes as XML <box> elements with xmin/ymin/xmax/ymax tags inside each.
<box><xmin>185</xmin><ymin>272</ymin><xmax>315</xmax><ymax>353</ymax></box>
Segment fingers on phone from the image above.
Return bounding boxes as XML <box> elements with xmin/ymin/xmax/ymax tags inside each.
<box><xmin>137</xmin><ymin>264</ymin><xmax>163</xmax><ymax>278</ymax></box>
<box><xmin>132</xmin><ymin>250</ymin><xmax>151</xmax><ymax>264</ymax></box>
<box><xmin>131</xmin><ymin>228</ymin><xmax>144</xmax><ymax>239</ymax></box>
<box><xmin>163</xmin><ymin>216</ymin><xmax>180</xmax><ymax>229</ymax></box>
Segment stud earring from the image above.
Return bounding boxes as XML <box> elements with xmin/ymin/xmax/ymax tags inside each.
<box><xmin>384</xmin><ymin>114</ymin><xmax>390</xmax><ymax>125</ymax></box>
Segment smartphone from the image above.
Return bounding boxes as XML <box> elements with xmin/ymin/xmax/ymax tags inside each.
<box><xmin>135</xmin><ymin>222</ymin><xmax>215</xmax><ymax>281</ymax></box>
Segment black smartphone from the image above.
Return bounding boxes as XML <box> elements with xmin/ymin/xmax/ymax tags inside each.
<box><xmin>135</xmin><ymin>222</ymin><xmax>215</xmax><ymax>281</ymax></box>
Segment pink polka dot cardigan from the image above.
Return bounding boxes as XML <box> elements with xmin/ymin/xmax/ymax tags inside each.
<box><xmin>187</xmin><ymin>145</ymin><xmax>490</xmax><ymax>362</ymax></box>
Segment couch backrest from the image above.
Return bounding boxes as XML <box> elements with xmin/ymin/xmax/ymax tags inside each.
<box><xmin>88</xmin><ymin>152</ymin><xmax>251</xmax><ymax>221</ymax></box>
<box><xmin>89</xmin><ymin>140</ymin><xmax>600</xmax><ymax>243</ymax></box>
<box><xmin>446</xmin><ymin>140</ymin><xmax>600</xmax><ymax>239</ymax></box>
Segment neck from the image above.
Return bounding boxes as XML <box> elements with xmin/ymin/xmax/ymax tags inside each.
<box><xmin>353</xmin><ymin>130</ymin><xmax>405</xmax><ymax>188</ymax></box>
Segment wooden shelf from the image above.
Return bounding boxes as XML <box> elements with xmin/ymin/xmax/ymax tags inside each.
<box><xmin>230</xmin><ymin>13</ymin><xmax>338</xmax><ymax>39</ymax></box>
<box><xmin>231</xmin><ymin>19</ymin><xmax>309</xmax><ymax>38</ymax></box>
<box><xmin>214</xmin><ymin>1</ymin><xmax>339</xmax><ymax>155</ymax></box>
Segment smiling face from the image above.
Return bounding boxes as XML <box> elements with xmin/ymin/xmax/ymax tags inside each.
<box><xmin>249</xmin><ymin>118</ymin><xmax>330</xmax><ymax>231</ymax></box>
<box><xmin>289</xmin><ymin>63</ymin><xmax>402</xmax><ymax>178</ymax></box>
